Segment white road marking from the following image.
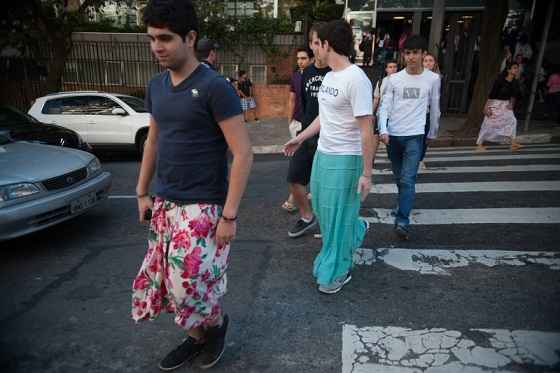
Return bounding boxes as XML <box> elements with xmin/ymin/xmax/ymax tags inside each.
<box><xmin>353</xmin><ymin>248</ymin><xmax>560</xmax><ymax>275</ymax></box>
<box><xmin>363</xmin><ymin>208</ymin><xmax>560</xmax><ymax>225</ymax></box>
<box><xmin>373</xmin><ymin>154</ymin><xmax>560</xmax><ymax>164</ymax></box>
<box><xmin>376</xmin><ymin>147</ymin><xmax>560</xmax><ymax>156</ymax></box>
<box><xmin>376</xmin><ymin>143</ymin><xmax>560</xmax><ymax>152</ymax></box>
<box><xmin>370</xmin><ymin>181</ymin><xmax>560</xmax><ymax>194</ymax></box>
<box><xmin>252</xmin><ymin>145</ymin><xmax>284</xmax><ymax>154</ymax></box>
<box><xmin>373</xmin><ymin>164</ymin><xmax>560</xmax><ymax>175</ymax></box>
<box><xmin>342</xmin><ymin>325</ymin><xmax>560</xmax><ymax>373</ymax></box>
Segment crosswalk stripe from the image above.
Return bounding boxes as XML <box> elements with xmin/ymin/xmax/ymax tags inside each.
<box><xmin>370</xmin><ymin>181</ymin><xmax>560</xmax><ymax>194</ymax></box>
<box><xmin>376</xmin><ymin>143</ymin><xmax>560</xmax><ymax>152</ymax></box>
<box><xmin>342</xmin><ymin>325</ymin><xmax>560</xmax><ymax>373</ymax></box>
<box><xmin>353</xmin><ymin>248</ymin><xmax>560</xmax><ymax>275</ymax></box>
<box><xmin>372</xmin><ymin>164</ymin><xmax>560</xmax><ymax>175</ymax></box>
<box><xmin>374</xmin><ymin>154</ymin><xmax>560</xmax><ymax>164</ymax></box>
<box><xmin>363</xmin><ymin>208</ymin><xmax>560</xmax><ymax>224</ymax></box>
<box><xmin>376</xmin><ymin>147</ymin><xmax>560</xmax><ymax>156</ymax></box>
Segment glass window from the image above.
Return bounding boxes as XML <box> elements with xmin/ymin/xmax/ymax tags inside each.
<box><xmin>42</xmin><ymin>96</ymin><xmax>122</xmax><ymax>115</ymax></box>
<box><xmin>250</xmin><ymin>65</ymin><xmax>266</xmax><ymax>84</ymax></box>
<box><xmin>221</xmin><ymin>64</ymin><xmax>239</xmax><ymax>80</ymax></box>
<box><xmin>85</xmin><ymin>96</ymin><xmax>122</xmax><ymax>115</ymax></box>
<box><xmin>116</xmin><ymin>95</ymin><xmax>147</xmax><ymax>113</ymax></box>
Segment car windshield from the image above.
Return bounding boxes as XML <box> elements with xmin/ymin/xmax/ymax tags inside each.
<box><xmin>0</xmin><ymin>107</ymin><xmax>38</xmax><ymax>127</ymax></box>
<box><xmin>116</xmin><ymin>95</ymin><xmax>148</xmax><ymax>113</ymax></box>
<box><xmin>0</xmin><ymin>132</ymin><xmax>12</xmax><ymax>145</ymax></box>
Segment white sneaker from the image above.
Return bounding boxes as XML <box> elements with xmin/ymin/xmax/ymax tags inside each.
<box><xmin>318</xmin><ymin>273</ymin><xmax>352</xmax><ymax>294</ymax></box>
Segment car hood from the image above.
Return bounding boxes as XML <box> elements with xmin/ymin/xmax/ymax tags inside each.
<box><xmin>0</xmin><ymin>141</ymin><xmax>94</xmax><ymax>184</ymax></box>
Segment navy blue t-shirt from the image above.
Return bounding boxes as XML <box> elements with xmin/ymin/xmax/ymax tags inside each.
<box><xmin>146</xmin><ymin>65</ymin><xmax>242</xmax><ymax>204</ymax></box>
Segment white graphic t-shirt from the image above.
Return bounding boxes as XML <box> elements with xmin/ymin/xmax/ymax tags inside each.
<box><xmin>317</xmin><ymin>64</ymin><xmax>373</xmax><ymax>155</ymax></box>
<box><xmin>377</xmin><ymin>68</ymin><xmax>441</xmax><ymax>138</ymax></box>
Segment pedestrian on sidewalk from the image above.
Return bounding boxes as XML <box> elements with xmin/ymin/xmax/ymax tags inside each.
<box><xmin>282</xmin><ymin>47</ymin><xmax>313</xmax><ymax>213</ymax></box>
<box><xmin>238</xmin><ymin>70</ymin><xmax>258</xmax><ymax>122</ymax></box>
<box><xmin>546</xmin><ymin>67</ymin><xmax>560</xmax><ymax>124</ymax></box>
<box><xmin>418</xmin><ymin>52</ymin><xmax>441</xmax><ymax>170</ymax></box>
<box><xmin>373</xmin><ymin>59</ymin><xmax>398</xmax><ymax>114</ymax></box>
<box><xmin>284</xmin><ymin>20</ymin><xmax>378</xmax><ymax>294</ymax></box>
<box><xmin>197</xmin><ymin>38</ymin><xmax>219</xmax><ymax>71</ymax></box>
<box><xmin>284</xmin><ymin>23</ymin><xmax>331</xmax><ymax>238</ymax></box>
<box><xmin>132</xmin><ymin>1</ymin><xmax>253</xmax><ymax>371</ymax></box>
<box><xmin>476</xmin><ymin>62</ymin><xmax>523</xmax><ymax>152</ymax></box>
<box><xmin>377</xmin><ymin>35</ymin><xmax>441</xmax><ymax>240</ymax></box>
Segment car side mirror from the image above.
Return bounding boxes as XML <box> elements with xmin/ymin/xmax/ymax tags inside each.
<box><xmin>112</xmin><ymin>108</ymin><xmax>127</xmax><ymax>116</ymax></box>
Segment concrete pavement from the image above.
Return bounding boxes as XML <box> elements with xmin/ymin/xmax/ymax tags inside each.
<box><xmin>247</xmin><ymin>116</ymin><xmax>560</xmax><ymax>154</ymax></box>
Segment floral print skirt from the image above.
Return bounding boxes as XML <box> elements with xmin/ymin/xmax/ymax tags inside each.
<box><xmin>131</xmin><ymin>198</ymin><xmax>229</xmax><ymax>330</ymax></box>
<box><xmin>477</xmin><ymin>99</ymin><xmax>517</xmax><ymax>145</ymax></box>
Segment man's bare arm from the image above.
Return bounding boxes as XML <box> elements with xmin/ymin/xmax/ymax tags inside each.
<box><xmin>136</xmin><ymin>116</ymin><xmax>158</xmax><ymax>222</ymax></box>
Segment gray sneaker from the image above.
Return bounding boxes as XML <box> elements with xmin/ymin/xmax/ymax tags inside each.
<box><xmin>288</xmin><ymin>215</ymin><xmax>318</xmax><ymax>238</ymax></box>
<box><xmin>318</xmin><ymin>272</ymin><xmax>352</xmax><ymax>294</ymax></box>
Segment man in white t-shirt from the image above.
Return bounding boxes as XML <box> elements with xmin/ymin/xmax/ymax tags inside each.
<box><xmin>377</xmin><ymin>34</ymin><xmax>441</xmax><ymax>240</ymax></box>
<box><xmin>284</xmin><ymin>20</ymin><xmax>378</xmax><ymax>295</ymax></box>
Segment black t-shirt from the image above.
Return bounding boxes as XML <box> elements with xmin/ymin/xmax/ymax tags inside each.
<box><xmin>488</xmin><ymin>76</ymin><xmax>522</xmax><ymax>100</ymax></box>
<box><xmin>238</xmin><ymin>79</ymin><xmax>253</xmax><ymax>97</ymax></box>
<box><xmin>301</xmin><ymin>64</ymin><xmax>331</xmax><ymax>130</ymax></box>
<box><xmin>145</xmin><ymin>65</ymin><xmax>242</xmax><ymax>205</ymax></box>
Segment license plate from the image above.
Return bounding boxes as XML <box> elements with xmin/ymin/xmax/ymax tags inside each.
<box><xmin>70</xmin><ymin>192</ymin><xmax>97</xmax><ymax>214</ymax></box>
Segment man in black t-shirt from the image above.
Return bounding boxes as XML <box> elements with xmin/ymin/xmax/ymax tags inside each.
<box><xmin>238</xmin><ymin>70</ymin><xmax>258</xmax><ymax>122</ymax></box>
<box><xmin>133</xmin><ymin>1</ymin><xmax>253</xmax><ymax>370</ymax></box>
<box><xmin>286</xmin><ymin>23</ymin><xmax>331</xmax><ymax>238</ymax></box>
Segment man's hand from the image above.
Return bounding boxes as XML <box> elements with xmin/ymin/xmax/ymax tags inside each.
<box><xmin>357</xmin><ymin>175</ymin><xmax>371</xmax><ymax>202</ymax></box>
<box><xmin>216</xmin><ymin>219</ymin><xmax>236</xmax><ymax>246</ymax></box>
<box><xmin>283</xmin><ymin>137</ymin><xmax>303</xmax><ymax>156</ymax></box>
<box><xmin>137</xmin><ymin>195</ymin><xmax>153</xmax><ymax>223</ymax></box>
<box><xmin>379</xmin><ymin>134</ymin><xmax>389</xmax><ymax>144</ymax></box>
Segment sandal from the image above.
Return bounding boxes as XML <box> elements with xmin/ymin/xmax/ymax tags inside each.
<box><xmin>281</xmin><ymin>201</ymin><xmax>297</xmax><ymax>213</ymax></box>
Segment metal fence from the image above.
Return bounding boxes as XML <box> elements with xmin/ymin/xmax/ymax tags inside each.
<box><xmin>0</xmin><ymin>32</ymin><xmax>304</xmax><ymax>111</ymax></box>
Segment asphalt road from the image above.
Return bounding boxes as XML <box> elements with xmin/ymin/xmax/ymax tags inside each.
<box><xmin>1</xmin><ymin>144</ymin><xmax>559</xmax><ymax>373</ymax></box>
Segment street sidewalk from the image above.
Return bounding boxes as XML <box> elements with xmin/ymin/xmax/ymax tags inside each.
<box><xmin>247</xmin><ymin>116</ymin><xmax>560</xmax><ymax>154</ymax></box>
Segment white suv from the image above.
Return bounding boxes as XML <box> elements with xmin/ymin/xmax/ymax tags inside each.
<box><xmin>29</xmin><ymin>91</ymin><xmax>150</xmax><ymax>153</ymax></box>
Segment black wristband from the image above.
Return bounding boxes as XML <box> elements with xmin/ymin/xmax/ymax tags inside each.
<box><xmin>221</xmin><ymin>215</ymin><xmax>237</xmax><ymax>222</ymax></box>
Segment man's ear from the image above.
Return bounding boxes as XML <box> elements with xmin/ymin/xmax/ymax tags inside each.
<box><xmin>186</xmin><ymin>30</ymin><xmax>197</xmax><ymax>48</ymax></box>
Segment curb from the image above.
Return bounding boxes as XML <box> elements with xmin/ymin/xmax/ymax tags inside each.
<box><xmin>251</xmin><ymin>134</ymin><xmax>559</xmax><ymax>155</ymax></box>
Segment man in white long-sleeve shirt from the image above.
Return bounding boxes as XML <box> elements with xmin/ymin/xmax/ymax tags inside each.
<box><xmin>377</xmin><ymin>35</ymin><xmax>440</xmax><ymax>240</ymax></box>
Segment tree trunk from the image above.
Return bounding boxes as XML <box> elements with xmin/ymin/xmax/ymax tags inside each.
<box><xmin>46</xmin><ymin>30</ymin><xmax>72</xmax><ymax>93</ymax></box>
<box><xmin>459</xmin><ymin>0</ymin><xmax>509</xmax><ymax>136</ymax></box>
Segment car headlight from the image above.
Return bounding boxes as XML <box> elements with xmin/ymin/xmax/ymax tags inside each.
<box><xmin>0</xmin><ymin>183</ymin><xmax>41</xmax><ymax>202</ymax></box>
<box><xmin>86</xmin><ymin>158</ymin><xmax>102</xmax><ymax>177</ymax></box>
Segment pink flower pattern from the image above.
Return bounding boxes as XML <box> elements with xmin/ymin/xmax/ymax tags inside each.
<box><xmin>131</xmin><ymin>198</ymin><xmax>230</xmax><ymax>330</ymax></box>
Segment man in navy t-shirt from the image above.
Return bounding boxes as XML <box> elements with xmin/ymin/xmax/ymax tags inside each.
<box><xmin>132</xmin><ymin>1</ymin><xmax>253</xmax><ymax>371</ymax></box>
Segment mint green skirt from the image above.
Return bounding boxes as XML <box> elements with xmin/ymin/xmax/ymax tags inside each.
<box><xmin>310</xmin><ymin>150</ymin><xmax>367</xmax><ymax>285</ymax></box>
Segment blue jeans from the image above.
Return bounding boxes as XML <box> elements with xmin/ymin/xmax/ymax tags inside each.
<box><xmin>386</xmin><ymin>135</ymin><xmax>424</xmax><ymax>226</ymax></box>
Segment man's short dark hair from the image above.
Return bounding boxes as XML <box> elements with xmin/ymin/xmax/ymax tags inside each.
<box><xmin>143</xmin><ymin>0</ymin><xmax>198</xmax><ymax>42</ymax></box>
<box><xmin>402</xmin><ymin>34</ymin><xmax>428</xmax><ymax>52</ymax></box>
<box><xmin>197</xmin><ymin>38</ymin><xmax>219</xmax><ymax>59</ymax></box>
<box><xmin>296</xmin><ymin>47</ymin><xmax>313</xmax><ymax>58</ymax></box>
<box><xmin>385</xmin><ymin>59</ymin><xmax>398</xmax><ymax>68</ymax></box>
<box><xmin>238</xmin><ymin>70</ymin><xmax>247</xmax><ymax>77</ymax></box>
<box><xmin>317</xmin><ymin>20</ymin><xmax>353</xmax><ymax>57</ymax></box>
<box><xmin>309</xmin><ymin>22</ymin><xmax>325</xmax><ymax>39</ymax></box>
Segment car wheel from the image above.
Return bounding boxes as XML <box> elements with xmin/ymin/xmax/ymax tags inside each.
<box><xmin>137</xmin><ymin>132</ymin><xmax>148</xmax><ymax>156</ymax></box>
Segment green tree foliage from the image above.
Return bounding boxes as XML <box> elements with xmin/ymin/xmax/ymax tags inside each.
<box><xmin>0</xmin><ymin>0</ymin><xmax>132</xmax><ymax>91</ymax></box>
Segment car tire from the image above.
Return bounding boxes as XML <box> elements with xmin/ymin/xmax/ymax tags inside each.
<box><xmin>137</xmin><ymin>132</ymin><xmax>148</xmax><ymax>157</ymax></box>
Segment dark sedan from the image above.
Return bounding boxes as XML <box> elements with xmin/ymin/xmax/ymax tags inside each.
<box><xmin>0</xmin><ymin>106</ymin><xmax>91</xmax><ymax>152</ymax></box>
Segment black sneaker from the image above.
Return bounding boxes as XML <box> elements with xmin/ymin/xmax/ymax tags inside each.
<box><xmin>197</xmin><ymin>314</ymin><xmax>229</xmax><ymax>369</ymax></box>
<box><xmin>394</xmin><ymin>224</ymin><xmax>409</xmax><ymax>240</ymax></box>
<box><xmin>288</xmin><ymin>216</ymin><xmax>317</xmax><ymax>238</ymax></box>
<box><xmin>159</xmin><ymin>336</ymin><xmax>205</xmax><ymax>371</ymax></box>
